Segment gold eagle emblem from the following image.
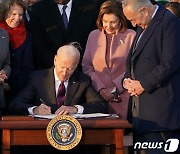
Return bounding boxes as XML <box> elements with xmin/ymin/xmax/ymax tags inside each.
<box><xmin>57</xmin><ymin>123</ymin><xmax>73</xmax><ymax>142</ymax></box>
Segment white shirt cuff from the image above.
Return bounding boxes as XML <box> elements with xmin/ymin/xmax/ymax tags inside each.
<box><xmin>123</xmin><ymin>78</ymin><xmax>128</xmax><ymax>89</ymax></box>
<box><xmin>28</xmin><ymin>106</ymin><xmax>37</xmax><ymax>115</ymax></box>
<box><xmin>74</xmin><ymin>105</ymin><xmax>84</xmax><ymax>114</ymax></box>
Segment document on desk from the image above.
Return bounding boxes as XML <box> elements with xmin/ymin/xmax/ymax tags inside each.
<box><xmin>33</xmin><ymin>113</ymin><xmax>114</xmax><ymax>119</ymax></box>
<box><xmin>70</xmin><ymin>113</ymin><xmax>111</xmax><ymax>119</ymax></box>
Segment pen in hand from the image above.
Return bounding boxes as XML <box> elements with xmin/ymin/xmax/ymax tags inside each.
<box><xmin>38</xmin><ymin>98</ymin><xmax>51</xmax><ymax>115</ymax></box>
<box><xmin>40</xmin><ymin>98</ymin><xmax>46</xmax><ymax>104</ymax></box>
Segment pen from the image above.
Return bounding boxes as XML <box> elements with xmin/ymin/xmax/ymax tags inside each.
<box><xmin>40</xmin><ymin>98</ymin><xmax>46</xmax><ymax>104</ymax></box>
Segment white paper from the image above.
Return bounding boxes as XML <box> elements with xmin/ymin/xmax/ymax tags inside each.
<box><xmin>33</xmin><ymin>113</ymin><xmax>113</xmax><ymax>119</ymax></box>
<box><xmin>33</xmin><ymin>114</ymin><xmax>57</xmax><ymax>119</ymax></box>
<box><xmin>70</xmin><ymin>113</ymin><xmax>111</xmax><ymax>119</ymax></box>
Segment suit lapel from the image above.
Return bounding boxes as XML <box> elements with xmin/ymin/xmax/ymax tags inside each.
<box><xmin>131</xmin><ymin>28</ymin><xmax>144</xmax><ymax>55</ymax></box>
<box><xmin>66</xmin><ymin>0</ymin><xmax>81</xmax><ymax>35</ymax></box>
<box><xmin>133</xmin><ymin>5</ymin><xmax>165</xmax><ymax>59</ymax></box>
<box><xmin>98</xmin><ymin>31</ymin><xmax>108</xmax><ymax>68</ymax></box>
<box><xmin>64</xmin><ymin>70</ymin><xmax>80</xmax><ymax>105</ymax></box>
<box><xmin>46</xmin><ymin>0</ymin><xmax>66</xmax><ymax>32</ymax></box>
<box><xmin>44</xmin><ymin>68</ymin><xmax>57</xmax><ymax>104</ymax></box>
<box><xmin>0</xmin><ymin>29</ymin><xmax>6</xmax><ymax>54</ymax></box>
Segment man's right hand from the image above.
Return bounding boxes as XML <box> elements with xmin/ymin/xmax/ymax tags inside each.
<box><xmin>123</xmin><ymin>78</ymin><xmax>144</xmax><ymax>96</ymax></box>
<box><xmin>33</xmin><ymin>104</ymin><xmax>51</xmax><ymax>115</ymax></box>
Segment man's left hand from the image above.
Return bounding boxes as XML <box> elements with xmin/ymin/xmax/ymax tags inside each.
<box><xmin>124</xmin><ymin>79</ymin><xmax>144</xmax><ymax>96</ymax></box>
<box><xmin>55</xmin><ymin>105</ymin><xmax>78</xmax><ymax>115</ymax></box>
<box><xmin>129</xmin><ymin>80</ymin><xmax>144</xmax><ymax>96</ymax></box>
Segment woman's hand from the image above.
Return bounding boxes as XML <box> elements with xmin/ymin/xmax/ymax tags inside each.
<box><xmin>99</xmin><ymin>88</ymin><xmax>116</xmax><ymax>102</ymax></box>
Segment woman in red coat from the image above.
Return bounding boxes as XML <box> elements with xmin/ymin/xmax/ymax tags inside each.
<box><xmin>0</xmin><ymin>0</ymin><xmax>33</xmax><ymax>100</ymax></box>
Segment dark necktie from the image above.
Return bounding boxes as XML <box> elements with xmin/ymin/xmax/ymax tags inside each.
<box><xmin>130</xmin><ymin>29</ymin><xmax>144</xmax><ymax>79</ymax></box>
<box><xmin>57</xmin><ymin>82</ymin><xmax>66</xmax><ymax>108</ymax></box>
<box><xmin>132</xmin><ymin>28</ymin><xmax>144</xmax><ymax>54</ymax></box>
<box><xmin>62</xmin><ymin>5</ymin><xmax>68</xmax><ymax>29</ymax></box>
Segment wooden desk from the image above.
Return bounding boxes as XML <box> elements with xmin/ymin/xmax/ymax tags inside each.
<box><xmin>0</xmin><ymin>117</ymin><xmax>132</xmax><ymax>154</ymax></box>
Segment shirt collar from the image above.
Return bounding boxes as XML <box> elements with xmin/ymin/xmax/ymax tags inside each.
<box><xmin>151</xmin><ymin>4</ymin><xmax>159</xmax><ymax>19</ymax></box>
<box><xmin>54</xmin><ymin>69</ymin><xmax>59</xmax><ymax>82</ymax></box>
<box><xmin>57</xmin><ymin>0</ymin><xmax>72</xmax><ymax>11</ymax></box>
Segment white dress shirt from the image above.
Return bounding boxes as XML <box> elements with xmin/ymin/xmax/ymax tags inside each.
<box><xmin>28</xmin><ymin>69</ymin><xmax>84</xmax><ymax>115</ymax></box>
<box><xmin>57</xmin><ymin>0</ymin><xmax>72</xmax><ymax>22</ymax></box>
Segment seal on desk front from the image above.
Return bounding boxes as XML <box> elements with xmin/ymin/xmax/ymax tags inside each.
<box><xmin>46</xmin><ymin>115</ymin><xmax>82</xmax><ymax>150</ymax></box>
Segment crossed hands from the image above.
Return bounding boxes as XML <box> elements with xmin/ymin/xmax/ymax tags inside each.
<box><xmin>123</xmin><ymin>78</ymin><xmax>144</xmax><ymax>97</ymax></box>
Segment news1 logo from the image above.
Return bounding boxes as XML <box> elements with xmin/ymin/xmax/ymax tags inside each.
<box><xmin>134</xmin><ymin>139</ymin><xmax>179</xmax><ymax>152</ymax></box>
<box><xmin>164</xmin><ymin>139</ymin><xmax>179</xmax><ymax>152</ymax></box>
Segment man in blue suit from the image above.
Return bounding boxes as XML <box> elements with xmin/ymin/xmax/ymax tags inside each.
<box><xmin>122</xmin><ymin>0</ymin><xmax>180</xmax><ymax>153</ymax></box>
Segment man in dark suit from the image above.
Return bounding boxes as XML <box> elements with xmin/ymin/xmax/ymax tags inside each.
<box><xmin>30</xmin><ymin>0</ymin><xmax>105</xmax><ymax>70</ymax></box>
<box><xmin>122</xmin><ymin>0</ymin><xmax>180</xmax><ymax>153</ymax></box>
<box><xmin>9</xmin><ymin>43</ymin><xmax>107</xmax><ymax>115</ymax></box>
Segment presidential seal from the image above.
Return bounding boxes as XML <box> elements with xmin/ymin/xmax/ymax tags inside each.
<box><xmin>46</xmin><ymin>115</ymin><xmax>82</xmax><ymax>150</ymax></box>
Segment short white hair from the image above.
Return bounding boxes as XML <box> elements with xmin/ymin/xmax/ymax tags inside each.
<box><xmin>57</xmin><ymin>42</ymin><xmax>80</xmax><ymax>62</ymax></box>
<box><xmin>122</xmin><ymin>0</ymin><xmax>152</xmax><ymax>10</ymax></box>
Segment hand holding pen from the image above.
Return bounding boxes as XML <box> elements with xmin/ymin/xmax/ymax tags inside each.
<box><xmin>40</xmin><ymin>98</ymin><xmax>46</xmax><ymax>105</ymax></box>
<box><xmin>33</xmin><ymin>99</ymin><xmax>51</xmax><ymax>115</ymax></box>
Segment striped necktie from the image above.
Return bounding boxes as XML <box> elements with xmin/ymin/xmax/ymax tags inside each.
<box><xmin>62</xmin><ymin>5</ymin><xmax>68</xmax><ymax>29</ymax></box>
<box><xmin>57</xmin><ymin>82</ymin><xmax>66</xmax><ymax>108</ymax></box>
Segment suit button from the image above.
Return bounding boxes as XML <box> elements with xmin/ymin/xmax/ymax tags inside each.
<box><xmin>145</xmin><ymin>57</ymin><xmax>150</xmax><ymax>61</ymax></box>
<box><xmin>145</xmin><ymin>57</ymin><xmax>150</xmax><ymax>62</ymax></box>
<box><xmin>157</xmin><ymin>84</ymin><xmax>161</xmax><ymax>88</ymax></box>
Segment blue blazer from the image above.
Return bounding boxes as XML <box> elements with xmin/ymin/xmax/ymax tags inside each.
<box><xmin>125</xmin><ymin>5</ymin><xmax>180</xmax><ymax>133</ymax></box>
<box><xmin>8</xmin><ymin>32</ymin><xmax>34</xmax><ymax>96</ymax></box>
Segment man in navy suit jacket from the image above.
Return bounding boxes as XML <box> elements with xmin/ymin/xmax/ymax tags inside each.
<box><xmin>122</xmin><ymin>0</ymin><xmax>180</xmax><ymax>153</ymax></box>
<box><xmin>9</xmin><ymin>43</ymin><xmax>107</xmax><ymax>115</ymax></box>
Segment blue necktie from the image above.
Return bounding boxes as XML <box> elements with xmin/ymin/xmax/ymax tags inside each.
<box><xmin>57</xmin><ymin>82</ymin><xmax>66</xmax><ymax>108</ymax></box>
<box><xmin>62</xmin><ymin>5</ymin><xmax>68</xmax><ymax>29</ymax></box>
